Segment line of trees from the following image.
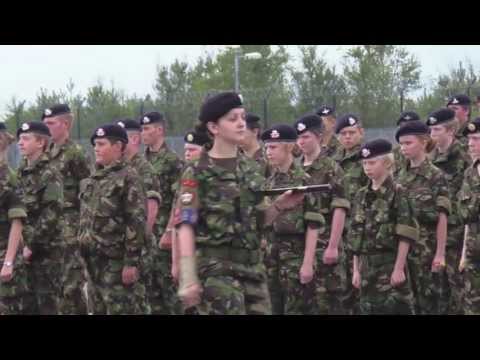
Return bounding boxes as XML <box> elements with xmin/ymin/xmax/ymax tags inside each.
<box><xmin>4</xmin><ymin>45</ymin><xmax>480</xmax><ymax>138</ymax></box>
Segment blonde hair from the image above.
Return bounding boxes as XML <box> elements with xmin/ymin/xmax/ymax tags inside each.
<box><xmin>382</xmin><ymin>153</ymin><xmax>395</xmax><ymax>175</ymax></box>
<box><xmin>33</xmin><ymin>134</ymin><xmax>50</xmax><ymax>151</ymax></box>
<box><xmin>416</xmin><ymin>134</ymin><xmax>435</xmax><ymax>153</ymax></box>
<box><xmin>440</xmin><ymin>118</ymin><xmax>459</xmax><ymax>134</ymax></box>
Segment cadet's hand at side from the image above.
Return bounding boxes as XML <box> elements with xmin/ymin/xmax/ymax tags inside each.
<box><xmin>431</xmin><ymin>255</ymin><xmax>445</xmax><ymax>273</ymax></box>
<box><xmin>300</xmin><ymin>263</ymin><xmax>314</xmax><ymax>284</ymax></box>
<box><xmin>323</xmin><ymin>247</ymin><xmax>338</xmax><ymax>265</ymax></box>
<box><xmin>390</xmin><ymin>269</ymin><xmax>406</xmax><ymax>287</ymax></box>
<box><xmin>0</xmin><ymin>264</ymin><xmax>13</xmax><ymax>283</ymax></box>
<box><xmin>179</xmin><ymin>283</ymin><xmax>203</xmax><ymax>309</ymax></box>
<box><xmin>122</xmin><ymin>266</ymin><xmax>139</xmax><ymax>285</ymax></box>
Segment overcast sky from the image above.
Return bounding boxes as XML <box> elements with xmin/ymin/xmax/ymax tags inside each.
<box><xmin>1</xmin><ymin>45</ymin><xmax>479</xmax><ymax>119</ymax></box>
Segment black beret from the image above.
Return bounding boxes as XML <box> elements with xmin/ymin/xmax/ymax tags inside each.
<box><xmin>447</xmin><ymin>94</ymin><xmax>471</xmax><ymax>107</ymax></box>
<box><xmin>261</xmin><ymin>124</ymin><xmax>297</xmax><ymax>143</ymax></box>
<box><xmin>17</xmin><ymin>121</ymin><xmax>51</xmax><ymax>139</ymax></box>
<box><xmin>139</xmin><ymin>112</ymin><xmax>164</xmax><ymax>126</ymax></box>
<box><xmin>463</xmin><ymin>118</ymin><xmax>480</xmax><ymax>136</ymax></box>
<box><xmin>90</xmin><ymin>124</ymin><xmax>128</xmax><ymax>146</ymax></box>
<box><xmin>199</xmin><ymin>92</ymin><xmax>243</xmax><ymax>124</ymax></box>
<box><xmin>0</xmin><ymin>123</ymin><xmax>7</xmax><ymax>131</ymax></box>
<box><xmin>294</xmin><ymin>114</ymin><xmax>323</xmax><ymax>135</ymax></box>
<box><xmin>316</xmin><ymin>105</ymin><xmax>335</xmax><ymax>117</ymax></box>
<box><xmin>246</xmin><ymin>113</ymin><xmax>261</xmax><ymax>129</ymax></box>
<box><xmin>360</xmin><ymin>139</ymin><xmax>392</xmax><ymax>159</ymax></box>
<box><xmin>42</xmin><ymin>104</ymin><xmax>71</xmax><ymax>120</ymax></box>
<box><xmin>184</xmin><ymin>129</ymin><xmax>210</xmax><ymax>146</ymax></box>
<box><xmin>395</xmin><ymin>120</ymin><xmax>429</xmax><ymax>142</ymax></box>
<box><xmin>426</xmin><ymin>108</ymin><xmax>456</xmax><ymax>127</ymax></box>
<box><xmin>397</xmin><ymin>111</ymin><xmax>420</xmax><ymax>126</ymax></box>
<box><xmin>116</xmin><ymin>118</ymin><xmax>141</xmax><ymax>131</ymax></box>
<box><xmin>335</xmin><ymin>114</ymin><xmax>361</xmax><ymax>134</ymax></box>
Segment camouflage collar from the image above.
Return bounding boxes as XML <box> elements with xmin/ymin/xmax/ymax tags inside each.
<box><xmin>406</xmin><ymin>158</ymin><xmax>436</xmax><ymax>180</ymax></box>
<box><xmin>22</xmin><ymin>152</ymin><xmax>50</xmax><ymax>173</ymax></box>
<box><xmin>431</xmin><ymin>139</ymin><xmax>463</xmax><ymax>163</ymax></box>
<box><xmin>338</xmin><ymin>144</ymin><xmax>361</xmax><ymax>162</ymax></box>
<box><xmin>368</xmin><ymin>175</ymin><xmax>394</xmax><ymax>194</ymax></box>
<box><xmin>146</xmin><ymin>142</ymin><xmax>169</xmax><ymax>155</ymax></box>
<box><xmin>456</xmin><ymin>121</ymin><xmax>468</xmax><ymax>139</ymax></box>
<box><xmin>48</xmin><ymin>138</ymin><xmax>73</xmax><ymax>159</ymax></box>
<box><xmin>93</xmin><ymin>159</ymin><xmax>125</xmax><ymax>178</ymax></box>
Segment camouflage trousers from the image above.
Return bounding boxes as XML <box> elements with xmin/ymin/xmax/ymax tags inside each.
<box><xmin>313</xmin><ymin>245</ymin><xmax>346</xmax><ymax>315</ymax></box>
<box><xmin>0</xmin><ymin>256</ymin><xmax>30</xmax><ymax>315</ymax></box>
<box><xmin>358</xmin><ymin>253</ymin><xmax>415</xmax><ymax>315</ymax></box>
<box><xmin>24</xmin><ymin>246</ymin><xmax>64</xmax><ymax>315</ymax></box>
<box><xmin>84</xmin><ymin>254</ymin><xmax>147</xmax><ymax>315</ymax></box>
<box><xmin>444</xmin><ymin>246</ymin><xmax>465</xmax><ymax>315</ymax></box>
<box><xmin>265</xmin><ymin>236</ymin><xmax>316</xmax><ymax>315</ymax></box>
<box><xmin>150</xmin><ymin>247</ymin><xmax>183</xmax><ymax>315</ymax></box>
<box><xmin>408</xmin><ymin>252</ymin><xmax>445</xmax><ymax>315</ymax></box>
<box><xmin>464</xmin><ymin>260</ymin><xmax>480</xmax><ymax>315</ymax></box>
<box><xmin>58</xmin><ymin>211</ymin><xmax>88</xmax><ymax>315</ymax></box>
<box><xmin>194</xmin><ymin>247</ymin><xmax>271</xmax><ymax>315</ymax></box>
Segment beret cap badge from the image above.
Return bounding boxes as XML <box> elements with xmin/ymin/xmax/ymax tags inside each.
<box><xmin>270</xmin><ymin>130</ymin><xmax>280</xmax><ymax>139</ymax></box>
<box><xmin>96</xmin><ymin>128</ymin><xmax>105</xmax><ymax>137</ymax></box>
<box><xmin>361</xmin><ymin>148</ymin><xmax>371</xmax><ymax>158</ymax></box>
<box><xmin>468</xmin><ymin>123</ymin><xmax>477</xmax><ymax>132</ymax></box>
<box><xmin>21</xmin><ymin>123</ymin><xmax>30</xmax><ymax>131</ymax></box>
<box><xmin>297</xmin><ymin>123</ymin><xmax>306</xmax><ymax>132</ymax></box>
<box><xmin>186</xmin><ymin>134</ymin><xmax>194</xmax><ymax>142</ymax></box>
<box><xmin>143</xmin><ymin>116</ymin><xmax>150</xmax><ymax>124</ymax></box>
<box><xmin>348</xmin><ymin>117</ymin><xmax>356</xmax><ymax>126</ymax></box>
<box><xmin>44</xmin><ymin>108</ymin><xmax>52</xmax><ymax>116</ymax></box>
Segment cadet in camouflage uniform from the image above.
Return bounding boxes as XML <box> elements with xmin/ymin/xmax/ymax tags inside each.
<box><xmin>350</xmin><ymin>139</ymin><xmax>418</xmax><ymax>314</ymax></box>
<box><xmin>0</xmin><ymin>125</ymin><xmax>29</xmax><ymax>314</ymax></box>
<box><xmin>316</xmin><ymin>105</ymin><xmax>342</xmax><ymax>158</ymax></box>
<box><xmin>458</xmin><ymin>118</ymin><xmax>480</xmax><ymax>315</ymax></box>
<box><xmin>140</xmin><ymin>111</ymin><xmax>184</xmax><ymax>314</ymax></box>
<box><xmin>16</xmin><ymin>121</ymin><xmax>64</xmax><ymax>315</ymax></box>
<box><xmin>42</xmin><ymin>104</ymin><xmax>91</xmax><ymax>315</ymax></box>
<box><xmin>175</xmin><ymin>92</ymin><xmax>304</xmax><ymax>314</ymax></box>
<box><xmin>78</xmin><ymin>124</ymin><xmax>147</xmax><ymax>315</ymax></box>
<box><xmin>447</xmin><ymin>94</ymin><xmax>471</xmax><ymax>153</ymax></box>
<box><xmin>295</xmin><ymin>114</ymin><xmax>350</xmax><ymax>314</ymax></box>
<box><xmin>395</xmin><ymin>121</ymin><xmax>451</xmax><ymax>315</ymax></box>
<box><xmin>333</xmin><ymin>114</ymin><xmax>368</xmax><ymax>314</ymax></box>
<box><xmin>261</xmin><ymin>125</ymin><xmax>325</xmax><ymax>315</ymax></box>
<box><xmin>117</xmin><ymin>118</ymin><xmax>163</xmax><ymax>314</ymax></box>
<box><xmin>239</xmin><ymin>113</ymin><xmax>268</xmax><ymax>173</ymax></box>
<box><xmin>427</xmin><ymin>108</ymin><xmax>471</xmax><ymax>314</ymax></box>
<box><xmin>393</xmin><ymin>111</ymin><xmax>421</xmax><ymax>178</ymax></box>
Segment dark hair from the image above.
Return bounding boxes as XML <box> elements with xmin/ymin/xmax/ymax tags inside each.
<box><xmin>194</xmin><ymin>120</ymin><xmax>213</xmax><ymax>150</ymax></box>
<box><xmin>106</xmin><ymin>138</ymin><xmax>127</xmax><ymax>152</ymax></box>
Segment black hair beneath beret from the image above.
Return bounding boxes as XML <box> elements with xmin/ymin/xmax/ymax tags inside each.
<box><xmin>139</xmin><ymin>112</ymin><xmax>164</xmax><ymax>126</ymax></box>
<box><xmin>360</xmin><ymin>139</ymin><xmax>392</xmax><ymax>159</ymax></box>
<box><xmin>90</xmin><ymin>124</ymin><xmax>128</xmax><ymax>146</ymax></box>
<box><xmin>261</xmin><ymin>124</ymin><xmax>297</xmax><ymax>143</ymax></box>
<box><xmin>426</xmin><ymin>108</ymin><xmax>456</xmax><ymax>127</ymax></box>
<box><xmin>316</xmin><ymin>105</ymin><xmax>335</xmax><ymax>117</ymax></box>
<box><xmin>294</xmin><ymin>114</ymin><xmax>323</xmax><ymax>135</ymax></box>
<box><xmin>116</xmin><ymin>118</ymin><xmax>141</xmax><ymax>131</ymax></box>
<box><xmin>184</xmin><ymin>129</ymin><xmax>210</xmax><ymax>146</ymax></box>
<box><xmin>42</xmin><ymin>103</ymin><xmax>71</xmax><ymax>120</ymax></box>
<box><xmin>447</xmin><ymin>94</ymin><xmax>471</xmax><ymax>107</ymax></box>
<box><xmin>463</xmin><ymin>117</ymin><xmax>480</xmax><ymax>136</ymax></box>
<box><xmin>17</xmin><ymin>121</ymin><xmax>51</xmax><ymax>139</ymax></box>
<box><xmin>397</xmin><ymin>111</ymin><xmax>420</xmax><ymax>126</ymax></box>
<box><xmin>246</xmin><ymin>113</ymin><xmax>261</xmax><ymax>130</ymax></box>
<box><xmin>335</xmin><ymin>114</ymin><xmax>361</xmax><ymax>134</ymax></box>
<box><xmin>395</xmin><ymin>120</ymin><xmax>429</xmax><ymax>142</ymax></box>
<box><xmin>199</xmin><ymin>92</ymin><xmax>243</xmax><ymax>124</ymax></box>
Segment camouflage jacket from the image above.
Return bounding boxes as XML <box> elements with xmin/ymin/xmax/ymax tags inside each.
<box><xmin>265</xmin><ymin>162</ymin><xmax>325</xmax><ymax>236</ymax></box>
<box><xmin>396</xmin><ymin>159</ymin><xmax>451</xmax><ymax>254</ymax></box>
<box><xmin>333</xmin><ymin>144</ymin><xmax>369</xmax><ymax>203</ymax></box>
<box><xmin>302</xmin><ymin>154</ymin><xmax>350</xmax><ymax>245</ymax></box>
<box><xmin>78</xmin><ymin>160</ymin><xmax>146</xmax><ymax>267</ymax></box>
<box><xmin>47</xmin><ymin>139</ymin><xmax>91</xmax><ymax>211</ymax></box>
<box><xmin>350</xmin><ymin>176</ymin><xmax>419</xmax><ymax>255</ymax></box>
<box><xmin>127</xmin><ymin>152</ymin><xmax>161</xmax><ymax>204</ymax></box>
<box><xmin>17</xmin><ymin>153</ymin><xmax>64</xmax><ymax>250</ymax></box>
<box><xmin>429</xmin><ymin>140</ymin><xmax>470</xmax><ymax>228</ymax></box>
<box><xmin>145</xmin><ymin>143</ymin><xmax>183</xmax><ymax>236</ymax></box>
<box><xmin>321</xmin><ymin>135</ymin><xmax>342</xmax><ymax>158</ymax></box>
<box><xmin>0</xmin><ymin>163</ymin><xmax>27</xmax><ymax>259</ymax></box>
<box><xmin>176</xmin><ymin>151</ymin><xmax>266</xmax><ymax>250</ymax></box>
<box><xmin>458</xmin><ymin>160</ymin><xmax>480</xmax><ymax>261</ymax></box>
